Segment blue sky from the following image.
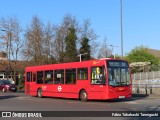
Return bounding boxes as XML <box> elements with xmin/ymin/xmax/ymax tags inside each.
<box><xmin>0</xmin><ymin>0</ymin><xmax>160</xmax><ymax>56</ymax></box>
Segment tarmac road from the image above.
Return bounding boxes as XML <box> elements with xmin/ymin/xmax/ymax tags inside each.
<box><xmin>0</xmin><ymin>92</ymin><xmax>160</xmax><ymax>120</ymax></box>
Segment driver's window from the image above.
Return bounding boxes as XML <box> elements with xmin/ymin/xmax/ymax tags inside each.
<box><xmin>108</xmin><ymin>68</ymin><xmax>117</xmax><ymax>85</ymax></box>
<box><xmin>108</xmin><ymin>68</ymin><xmax>120</xmax><ymax>86</ymax></box>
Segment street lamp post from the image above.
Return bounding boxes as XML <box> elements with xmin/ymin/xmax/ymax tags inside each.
<box><xmin>120</xmin><ymin>0</ymin><xmax>123</xmax><ymax>58</ymax></box>
<box><xmin>110</xmin><ymin>45</ymin><xmax>118</xmax><ymax>59</ymax></box>
<box><xmin>78</xmin><ymin>53</ymin><xmax>88</xmax><ymax>62</ymax></box>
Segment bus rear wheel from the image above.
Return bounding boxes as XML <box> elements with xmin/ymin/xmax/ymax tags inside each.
<box><xmin>37</xmin><ymin>88</ymin><xmax>43</xmax><ymax>98</ymax></box>
<box><xmin>80</xmin><ymin>90</ymin><xmax>88</xmax><ymax>102</ymax></box>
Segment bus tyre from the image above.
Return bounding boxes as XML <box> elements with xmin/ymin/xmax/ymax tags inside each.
<box><xmin>37</xmin><ymin>89</ymin><xmax>43</xmax><ymax>98</ymax></box>
<box><xmin>80</xmin><ymin>90</ymin><xmax>88</xmax><ymax>102</ymax></box>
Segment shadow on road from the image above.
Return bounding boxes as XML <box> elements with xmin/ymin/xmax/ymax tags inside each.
<box><xmin>132</xmin><ymin>94</ymin><xmax>148</xmax><ymax>98</ymax></box>
<box><xmin>40</xmin><ymin>94</ymin><xmax>149</xmax><ymax>103</ymax></box>
<box><xmin>0</xmin><ymin>95</ymin><xmax>18</xmax><ymax>100</ymax></box>
<box><xmin>35</xmin><ymin>93</ymin><xmax>151</xmax><ymax>103</ymax></box>
<box><xmin>87</xmin><ymin>94</ymin><xmax>149</xmax><ymax>103</ymax></box>
<box><xmin>0</xmin><ymin>92</ymin><xmax>19</xmax><ymax>100</ymax></box>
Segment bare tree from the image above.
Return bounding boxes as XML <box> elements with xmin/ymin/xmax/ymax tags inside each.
<box><xmin>0</xmin><ymin>17</ymin><xmax>23</xmax><ymax>83</ymax></box>
<box><xmin>24</xmin><ymin>16</ymin><xmax>45</xmax><ymax>65</ymax></box>
<box><xmin>53</xmin><ymin>25</ymin><xmax>66</xmax><ymax>63</ymax></box>
<box><xmin>80</xmin><ymin>19</ymin><xmax>98</xmax><ymax>58</ymax></box>
<box><xmin>43</xmin><ymin>22</ymin><xmax>55</xmax><ymax>64</ymax></box>
<box><xmin>24</xmin><ymin>16</ymin><xmax>56</xmax><ymax>65</ymax></box>
<box><xmin>97</xmin><ymin>37</ymin><xmax>111</xmax><ymax>59</ymax></box>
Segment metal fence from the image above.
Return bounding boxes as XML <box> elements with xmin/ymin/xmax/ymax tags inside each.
<box><xmin>132</xmin><ymin>71</ymin><xmax>160</xmax><ymax>95</ymax></box>
<box><xmin>132</xmin><ymin>71</ymin><xmax>160</xmax><ymax>80</ymax></box>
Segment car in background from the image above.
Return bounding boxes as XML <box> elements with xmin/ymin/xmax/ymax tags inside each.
<box><xmin>0</xmin><ymin>80</ymin><xmax>17</xmax><ymax>92</ymax></box>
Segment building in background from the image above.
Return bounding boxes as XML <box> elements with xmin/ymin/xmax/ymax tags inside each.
<box><xmin>0</xmin><ymin>52</ymin><xmax>23</xmax><ymax>82</ymax></box>
<box><xmin>0</xmin><ymin>52</ymin><xmax>7</xmax><ymax>79</ymax></box>
<box><xmin>147</xmin><ymin>49</ymin><xmax>160</xmax><ymax>58</ymax></box>
<box><xmin>0</xmin><ymin>52</ymin><xmax>7</xmax><ymax>60</ymax></box>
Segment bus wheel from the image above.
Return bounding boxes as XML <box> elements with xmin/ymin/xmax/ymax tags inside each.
<box><xmin>37</xmin><ymin>88</ymin><xmax>43</xmax><ymax>98</ymax></box>
<box><xmin>80</xmin><ymin>90</ymin><xmax>88</xmax><ymax>102</ymax></box>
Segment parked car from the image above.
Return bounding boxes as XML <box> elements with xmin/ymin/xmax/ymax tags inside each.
<box><xmin>0</xmin><ymin>80</ymin><xmax>17</xmax><ymax>92</ymax></box>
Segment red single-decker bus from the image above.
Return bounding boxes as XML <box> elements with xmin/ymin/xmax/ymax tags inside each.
<box><xmin>25</xmin><ymin>58</ymin><xmax>132</xmax><ymax>101</ymax></box>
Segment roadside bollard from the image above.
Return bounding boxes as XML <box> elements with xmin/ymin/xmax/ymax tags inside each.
<box><xmin>137</xmin><ymin>88</ymin><xmax>139</xmax><ymax>93</ymax></box>
<box><xmin>150</xmin><ymin>87</ymin><xmax>152</xmax><ymax>94</ymax></box>
<box><xmin>145</xmin><ymin>85</ymin><xmax>148</xmax><ymax>97</ymax></box>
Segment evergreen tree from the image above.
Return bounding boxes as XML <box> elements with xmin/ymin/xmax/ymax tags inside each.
<box><xmin>65</xmin><ymin>27</ymin><xmax>77</xmax><ymax>62</ymax></box>
<box><xmin>79</xmin><ymin>37</ymin><xmax>91</xmax><ymax>61</ymax></box>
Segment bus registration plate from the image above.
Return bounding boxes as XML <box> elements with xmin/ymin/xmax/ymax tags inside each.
<box><xmin>119</xmin><ymin>96</ymin><xmax>125</xmax><ymax>98</ymax></box>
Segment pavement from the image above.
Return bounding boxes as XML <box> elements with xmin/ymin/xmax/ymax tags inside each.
<box><xmin>147</xmin><ymin>94</ymin><xmax>160</xmax><ymax>99</ymax></box>
<box><xmin>132</xmin><ymin>93</ymin><xmax>160</xmax><ymax>99</ymax></box>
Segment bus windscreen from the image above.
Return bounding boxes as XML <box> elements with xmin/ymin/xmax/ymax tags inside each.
<box><xmin>107</xmin><ymin>60</ymin><xmax>131</xmax><ymax>86</ymax></box>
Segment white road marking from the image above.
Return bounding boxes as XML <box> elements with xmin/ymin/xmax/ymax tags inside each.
<box><xmin>17</xmin><ymin>97</ymin><xmax>32</xmax><ymax>100</ymax></box>
<box><xmin>124</xmin><ymin>101</ymin><xmax>138</xmax><ymax>104</ymax></box>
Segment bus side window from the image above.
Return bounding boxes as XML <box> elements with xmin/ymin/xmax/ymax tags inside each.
<box><xmin>27</xmin><ymin>72</ymin><xmax>31</xmax><ymax>82</ymax></box>
<box><xmin>77</xmin><ymin>68</ymin><xmax>88</xmax><ymax>80</ymax></box>
<box><xmin>44</xmin><ymin>70</ymin><xmax>53</xmax><ymax>84</ymax></box>
<box><xmin>65</xmin><ymin>69</ymin><xmax>76</xmax><ymax>84</ymax></box>
<box><xmin>54</xmin><ymin>70</ymin><xmax>64</xmax><ymax>84</ymax></box>
<box><xmin>33</xmin><ymin>73</ymin><xmax>36</xmax><ymax>82</ymax></box>
<box><xmin>37</xmin><ymin>71</ymin><xmax>43</xmax><ymax>84</ymax></box>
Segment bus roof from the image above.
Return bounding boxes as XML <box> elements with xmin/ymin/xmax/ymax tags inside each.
<box><xmin>25</xmin><ymin>58</ymin><xmax>126</xmax><ymax>71</ymax></box>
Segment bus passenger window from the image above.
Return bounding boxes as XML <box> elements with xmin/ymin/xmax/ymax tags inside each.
<box><xmin>91</xmin><ymin>66</ymin><xmax>105</xmax><ymax>84</ymax></box>
<box><xmin>78</xmin><ymin>68</ymin><xmax>88</xmax><ymax>80</ymax></box>
<box><xmin>54</xmin><ymin>70</ymin><xmax>64</xmax><ymax>84</ymax></box>
<box><xmin>65</xmin><ymin>69</ymin><xmax>76</xmax><ymax>84</ymax></box>
<box><xmin>33</xmin><ymin>74</ymin><xmax>36</xmax><ymax>82</ymax></box>
<box><xmin>37</xmin><ymin>71</ymin><xmax>43</xmax><ymax>84</ymax></box>
<box><xmin>27</xmin><ymin>72</ymin><xmax>31</xmax><ymax>82</ymax></box>
<box><xmin>44</xmin><ymin>70</ymin><xmax>53</xmax><ymax>84</ymax></box>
